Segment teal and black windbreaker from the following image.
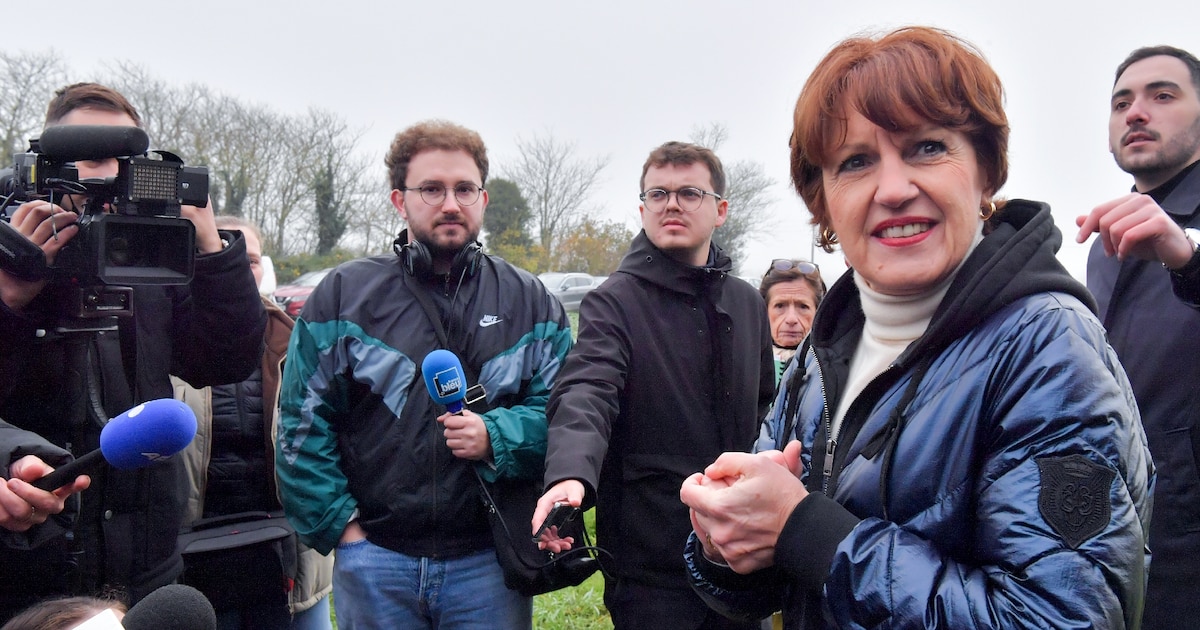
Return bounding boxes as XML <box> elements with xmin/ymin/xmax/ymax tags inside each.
<box><xmin>276</xmin><ymin>252</ymin><xmax>572</xmax><ymax>556</ymax></box>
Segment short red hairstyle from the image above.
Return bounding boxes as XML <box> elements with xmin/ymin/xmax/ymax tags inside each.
<box><xmin>789</xmin><ymin>26</ymin><xmax>1009</xmax><ymax>251</ymax></box>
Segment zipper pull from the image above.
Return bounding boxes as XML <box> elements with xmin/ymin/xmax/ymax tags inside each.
<box><xmin>822</xmin><ymin>438</ymin><xmax>836</xmax><ymax>479</ymax></box>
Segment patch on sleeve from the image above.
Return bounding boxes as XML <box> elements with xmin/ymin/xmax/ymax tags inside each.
<box><xmin>1036</xmin><ymin>454</ymin><xmax>1116</xmax><ymax>549</ymax></box>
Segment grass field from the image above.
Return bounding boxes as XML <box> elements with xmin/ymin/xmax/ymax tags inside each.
<box><xmin>532</xmin><ymin>509</ymin><xmax>611</xmax><ymax>629</ymax></box>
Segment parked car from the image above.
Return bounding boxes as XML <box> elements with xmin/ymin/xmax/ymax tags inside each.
<box><xmin>273</xmin><ymin>267</ymin><xmax>333</xmax><ymax>318</ymax></box>
<box><xmin>538</xmin><ymin>272</ymin><xmax>605</xmax><ymax>312</ymax></box>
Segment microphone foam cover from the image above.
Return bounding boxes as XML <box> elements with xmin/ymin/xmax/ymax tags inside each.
<box><xmin>38</xmin><ymin>124</ymin><xmax>150</xmax><ymax>161</ymax></box>
<box><xmin>422</xmin><ymin>349</ymin><xmax>466</xmax><ymax>412</ymax></box>
<box><xmin>121</xmin><ymin>584</ymin><xmax>216</xmax><ymax>630</ymax></box>
<box><xmin>100</xmin><ymin>398</ymin><xmax>197</xmax><ymax>470</ymax></box>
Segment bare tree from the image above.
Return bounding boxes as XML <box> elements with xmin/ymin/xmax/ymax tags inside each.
<box><xmin>341</xmin><ymin>176</ymin><xmax>405</xmax><ymax>256</ymax></box>
<box><xmin>0</xmin><ymin>50</ymin><xmax>67</xmax><ymax>164</ymax></box>
<box><xmin>689</xmin><ymin>122</ymin><xmax>729</xmax><ymax>157</ymax></box>
<box><xmin>690</xmin><ymin>123</ymin><xmax>778</xmax><ymax>273</ymax></box>
<box><xmin>504</xmin><ymin>132</ymin><xmax>609</xmax><ymax>270</ymax></box>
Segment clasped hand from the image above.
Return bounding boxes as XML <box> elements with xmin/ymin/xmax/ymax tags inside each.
<box><xmin>679</xmin><ymin>440</ymin><xmax>807</xmax><ymax>574</ymax></box>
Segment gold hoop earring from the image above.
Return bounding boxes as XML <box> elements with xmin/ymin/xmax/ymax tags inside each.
<box><xmin>980</xmin><ymin>201</ymin><xmax>996</xmax><ymax>221</ymax></box>
<box><xmin>819</xmin><ymin>226</ymin><xmax>837</xmax><ymax>246</ymax></box>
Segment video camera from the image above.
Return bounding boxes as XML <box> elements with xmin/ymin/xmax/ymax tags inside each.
<box><xmin>0</xmin><ymin>124</ymin><xmax>209</xmax><ymax>322</ymax></box>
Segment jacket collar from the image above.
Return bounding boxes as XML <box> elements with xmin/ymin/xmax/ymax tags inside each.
<box><xmin>615</xmin><ymin>230</ymin><xmax>732</xmax><ymax>296</ymax></box>
<box><xmin>1158</xmin><ymin>159</ymin><xmax>1200</xmax><ymax>218</ymax></box>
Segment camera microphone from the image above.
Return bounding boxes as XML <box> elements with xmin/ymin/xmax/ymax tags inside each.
<box><xmin>422</xmin><ymin>349</ymin><xmax>467</xmax><ymax>413</ymax></box>
<box><xmin>32</xmin><ymin>398</ymin><xmax>197</xmax><ymax>491</ymax></box>
<box><xmin>37</xmin><ymin>125</ymin><xmax>150</xmax><ymax>161</ymax></box>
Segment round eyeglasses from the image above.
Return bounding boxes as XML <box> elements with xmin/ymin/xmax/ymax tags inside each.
<box><xmin>639</xmin><ymin>187</ymin><xmax>722</xmax><ymax>213</ymax></box>
<box><xmin>402</xmin><ymin>182</ymin><xmax>484</xmax><ymax>207</ymax></box>
<box><xmin>765</xmin><ymin>259</ymin><xmax>819</xmax><ymax>277</ymax></box>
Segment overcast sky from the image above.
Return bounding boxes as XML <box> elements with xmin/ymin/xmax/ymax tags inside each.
<box><xmin>7</xmin><ymin>0</ymin><xmax>1195</xmax><ymax>284</ymax></box>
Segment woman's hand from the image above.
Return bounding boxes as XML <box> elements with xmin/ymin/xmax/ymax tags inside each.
<box><xmin>680</xmin><ymin>441</ymin><xmax>807</xmax><ymax>574</ymax></box>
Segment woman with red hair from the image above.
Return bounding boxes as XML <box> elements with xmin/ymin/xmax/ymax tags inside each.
<box><xmin>681</xmin><ymin>27</ymin><xmax>1152</xmax><ymax>629</ymax></box>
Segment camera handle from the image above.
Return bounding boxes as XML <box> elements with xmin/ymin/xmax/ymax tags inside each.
<box><xmin>0</xmin><ymin>220</ymin><xmax>49</xmax><ymax>281</ymax></box>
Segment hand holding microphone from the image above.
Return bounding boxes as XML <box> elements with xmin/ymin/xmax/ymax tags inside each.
<box><xmin>33</xmin><ymin>398</ymin><xmax>197</xmax><ymax>492</ymax></box>
<box><xmin>422</xmin><ymin>350</ymin><xmax>491</xmax><ymax>460</ymax></box>
<box><xmin>2</xmin><ymin>455</ymin><xmax>89</xmax><ymax>532</ymax></box>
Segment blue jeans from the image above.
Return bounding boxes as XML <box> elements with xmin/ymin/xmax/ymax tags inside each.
<box><xmin>332</xmin><ymin>539</ymin><xmax>531</xmax><ymax>630</ymax></box>
<box><xmin>293</xmin><ymin>595</ymin><xmax>332</xmax><ymax>630</ymax></box>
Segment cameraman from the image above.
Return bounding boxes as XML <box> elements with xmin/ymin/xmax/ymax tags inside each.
<box><xmin>0</xmin><ymin>83</ymin><xmax>266</xmax><ymax>621</ymax></box>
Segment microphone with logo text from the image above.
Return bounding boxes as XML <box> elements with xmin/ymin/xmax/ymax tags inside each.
<box><xmin>32</xmin><ymin>399</ymin><xmax>197</xmax><ymax>492</ymax></box>
<box><xmin>37</xmin><ymin>124</ymin><xmax>150</xmax><ymax>161</ymax></box>
<box><xmin>121</xmin><ymin>583</ymin><xmax>217</xmax><ymax>630</ymax></box>
<box><xmin>422</xmin><ymin>349</ymin><xmax>467</xmax><ymax>413</ymax></box>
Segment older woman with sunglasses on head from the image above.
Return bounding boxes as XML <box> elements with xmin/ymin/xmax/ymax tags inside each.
<box><xmin>759</xmin><ymin>260</ymin><xmax>826</xmax><ymax>384</ymax></box>
<box><xmin>680</xmin><ymin>26</ymin><xmax>1152</xmax><ymax>629</ymax></box>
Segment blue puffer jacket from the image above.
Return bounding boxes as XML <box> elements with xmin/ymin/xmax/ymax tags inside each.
<box><xmin>687</xmin><ymin>201</ymin><xmax>1153</xmax><ymax>629</ymax></box>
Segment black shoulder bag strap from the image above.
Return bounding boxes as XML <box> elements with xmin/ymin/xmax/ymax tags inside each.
<box><xmin>407</xmin><ymin>275</ymin><xmax>486</xmax><ymax>411</ymax></box>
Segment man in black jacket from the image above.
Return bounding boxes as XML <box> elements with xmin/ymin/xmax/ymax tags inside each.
<box><xmin>0</xmin><ymin>83</ymin><xmax>265</xmax><ymax>620</ymax></box>
<box><xmin>534</xmin><ymin>141</ymin><xmax>775</xmax><ymax>629</ymax></box>
<box><xmin>1076</xmin><ymin>45</ymin><xmax>1200</xmax><ymax>630</ymax></box>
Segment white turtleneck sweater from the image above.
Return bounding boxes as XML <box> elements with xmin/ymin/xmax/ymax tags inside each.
<box><xmin>829</xmin><ymin>228</ymin><xmax>983</xmax><ymax>442</ymax></box>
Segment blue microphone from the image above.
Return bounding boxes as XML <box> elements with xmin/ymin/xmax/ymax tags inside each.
<box><xmin>422</xmin><ymin>349</ymin><xmax>467</xmax><ymax>413</ymax></box>
<box><xmin>33</xmin><ymin>398</ymin><xmax>197</xmax><ymax>491</ymax></box>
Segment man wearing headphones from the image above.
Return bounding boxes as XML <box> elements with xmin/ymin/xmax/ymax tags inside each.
<box><xmin>275</xmin><ymin>120</ymin><xmax>573</xmax><ymax>629</ymax></box>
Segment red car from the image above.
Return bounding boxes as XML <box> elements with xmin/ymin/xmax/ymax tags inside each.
<box><xmin>273</xmin><ymin>267</ymin><xmax>332</xmax><ymax>318</ymax></box>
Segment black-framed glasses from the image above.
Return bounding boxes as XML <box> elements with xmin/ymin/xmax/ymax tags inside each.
<box><xmin>639</xmin><ymin>187</ymin><xmax>722</xmax><ymax>213</ymax></box>
<box><xmin>402</xmin><ymin>182</ymin><xmax>484</xmax><ymax>207</ymax></box>
<box><xmin>765</xmin><ymin>259</ymin><xmax>819</xmax><ymax>278</ymax></box>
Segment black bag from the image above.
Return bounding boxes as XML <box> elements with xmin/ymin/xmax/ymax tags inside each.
<box><xmin>477</xmin><ymin>474</ymin><xmax>599</xmax><ymax>596</ymax></box>
<box><xmin>176</xmin><ymin>510</ymin><xmax>298</xmax><ymax>611</ymax></box>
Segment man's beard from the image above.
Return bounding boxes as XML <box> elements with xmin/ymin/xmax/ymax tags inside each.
<box><xmin>1115</xmin><ymin>116</ymin><xmax>1200</xmax><ymax>182</ymax></box>
<box><xmin>412</xmin><ymin>223</ymin><xmax>479</xmax><ymax>261</ymax></box>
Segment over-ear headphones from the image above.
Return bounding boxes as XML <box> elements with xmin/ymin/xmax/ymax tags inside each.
<box><xmin>393</xmin><ymin>229</ymin><xmax>483</xmax><ymax>279</ymax></box>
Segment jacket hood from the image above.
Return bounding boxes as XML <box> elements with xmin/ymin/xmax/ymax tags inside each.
<box><xmin>616</xmin><ymin>230</ymin><xmax>733</xmax><ymax>294</ymax></box>
<box><xmin>813</xmin><ymin>200</ymin><xmax>1095</xmax><ymax>364</ymax></box>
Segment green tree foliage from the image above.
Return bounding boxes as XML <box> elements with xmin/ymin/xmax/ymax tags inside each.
<box><xmin>315</xmin><ymin>157</ymin><xmax>347</xmax><ymax>255</ymax></box>
<box><xmin>483</xmin><ymin>177</ymin><xmax>533</xmax><ymax>241</ymax></box>
<box><xmin>482</xmin><ymin>177</ymin><xmax>542</xmax><ymax>271</ymax></box>
<box><xmin>551</xmin><ymin>217</ymin><xmax>633</xmax><ymax>274</ymax></box>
